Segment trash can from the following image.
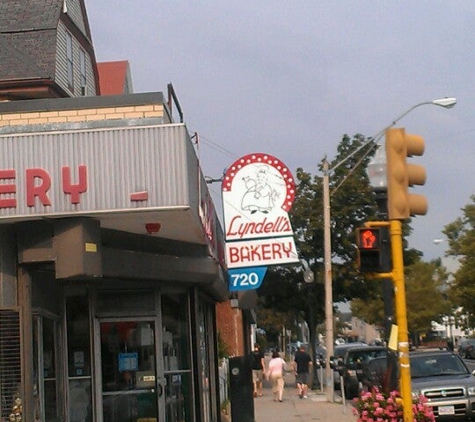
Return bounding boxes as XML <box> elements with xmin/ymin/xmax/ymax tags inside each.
<box><xmin>229</xmin><ymin>356</ymin><xmax>255</xmax><ymax>422</ymax></box>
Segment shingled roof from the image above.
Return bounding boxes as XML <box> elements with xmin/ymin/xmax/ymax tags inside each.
<box><xmin>0</xmin><ymin>0</ymin><xmax>98</xmax><ymax>99</ymax></box>
<box><xmin>0</xmin><ymin>0</ymin><xmax>62</xmax><ymax>32</ymax></box>
<box><xmin>0</xmin><ymin>0</ymin><xmax>62</xmax><ymax>81</ymax></box>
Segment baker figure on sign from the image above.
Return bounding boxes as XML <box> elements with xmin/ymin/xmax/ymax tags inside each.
<box><xmin>241</xmin><ymin>165</ymin><xmax>279</xmax><ymax>214</ymax></box>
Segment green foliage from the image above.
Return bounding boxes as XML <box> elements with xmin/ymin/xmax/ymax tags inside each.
<box><xmin>405</xmin><ymin>260</ymin><xmax>450</xmax><ymax>335</ymax></box>
<box><xmin>257</xmin><ymin>134</ymin><xmax>381</xmax><ymax>346</ymax></box>
<box><xmin>350</xmin><ymin>281</ymin><xmax>386</xmax><ymax>327</ymax></box>
<box><xmin>291</xmin><ymin>134</ymin><xmax>381</xmax><ymax>304</ymax></box>
<box><xmin>444</xmin><ymin>195</ymin><xmax>475</xmax><ymax>318</ymax></box>
<box><xmin>351</xmin><ymin>259</ymin><xmax>450</xmax><ymax>338</ymax></box>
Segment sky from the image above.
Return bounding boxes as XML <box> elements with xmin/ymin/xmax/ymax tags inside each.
<box><xmin>86</xmin><ymin>1</ymin><xmax>475</xmax><ymax>264</ymax></box>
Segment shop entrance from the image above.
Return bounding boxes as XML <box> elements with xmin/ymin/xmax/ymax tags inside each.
<box><xmin>97</xmin><ymin>319</ymin><xmax>163</xmax><ymax>422</ymax></box>
<box><xmin>92</xmin><ymin>289</ymin><xmax>194</xmax><ymax>422</ymax></box>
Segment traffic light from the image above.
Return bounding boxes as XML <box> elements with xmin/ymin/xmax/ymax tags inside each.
<box><xmin>385</xmin><ymin>128</ymin><xmax>427</xmax><ymax>220</ymax></box>
<box><xmin>356</xmin><ymin>226</ymin><xmax>391</xmax><ymax>272</ymax></box>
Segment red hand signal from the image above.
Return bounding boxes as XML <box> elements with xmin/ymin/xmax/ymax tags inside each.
<box><xmin>360</xmin><ymin>229</ymin><xmax>378</xmax><ymax>249</ymax></box>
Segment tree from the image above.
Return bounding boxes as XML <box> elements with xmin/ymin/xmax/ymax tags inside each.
<box><xmin>258</xmin><ymin>134</ymin><xmax>380</xmax><ymax>354</ymax></box>
<box><xmin>291</xmin><ymin>134</ymin><xmax>380</xmax><ymax>303</ymax></box>
<box><xmin>443</xmin><ymin>195</ymin><xmax>475</xmax><ymax>319</ymax></box>
<box><xmin>351</xmin><ymin>259</ymin><xmax>450</xmax><ymax>343</ymax></box>
<box><xmin>405</xmin><ymin>260</ymin><xmax>450</xmax><ymax>342</ymax></box>
<box><xmin>257</xmin><ymin>265</ymin><xmax>325</xmax><ymax>351</ymax></box>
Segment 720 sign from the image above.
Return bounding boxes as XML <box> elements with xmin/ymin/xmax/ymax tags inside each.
<box><xmin>228</xmin><ymin>267</ymin><xmax>267</xmax><ymax>291</ymax></box>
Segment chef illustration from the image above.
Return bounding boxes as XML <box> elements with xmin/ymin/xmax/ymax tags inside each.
<box><xmin>241</xmin><ymin>165</ymin><xmax>279</xmax><ymax>214</ymax></box>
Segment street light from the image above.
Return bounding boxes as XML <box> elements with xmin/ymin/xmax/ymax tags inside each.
<box><xmin>323</xmin><ymin>97</ymin><xmax>456</xmax><ymax>402</ymax></box>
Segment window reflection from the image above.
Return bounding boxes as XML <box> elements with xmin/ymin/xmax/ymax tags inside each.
<box><xmin>33</xmin><ymin>316</ymin><xmax>58</xmax><ymax>421</ymax></box>
<box><xmin>162</xmin><ymin>293</ymin><xmax>192</xmax><ymax>422</ymax></box>
<box><xmin>100</xmin><ymin>321</ymin><xmax>158</xmax><ymax>422</ymax></box>
<box><xmin>66</xmin><ymin>294</ymin><xmax>92</xmax><ymax>422</ymax></box>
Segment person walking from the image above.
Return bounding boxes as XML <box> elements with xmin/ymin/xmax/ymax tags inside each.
<box><xmin>266</xmin><ymin>350</ymin><xmax>287</xmax><ymax>402</ymax></box>
<box><xmin>293</xmin><ymin>345</ymin><xmax>312</xmax><ymax>399</ymax></box>
<box><xmin>251</xmin><ymin>343</ymin><xmax>265</xmax><ymax>397</ymax></box>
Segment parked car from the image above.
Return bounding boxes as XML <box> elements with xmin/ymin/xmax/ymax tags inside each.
<box><xmin>458</xmin><ymin>339</ymin><xmax>475</xmax><ymax>359</ymax></box>
<box><xmin>335</xmin><ymin>346</ymin><xmax>387</xmax><ymax>399</ymax></box>
<box><xmin>330</xmin><ymin>342</ymin><xmax>367</xmax><ymax>390</ymax></box>
<box><xmin>360</xmin><ymin>350</ymin><xmax>475</xmax><ymax>421</ymax></box>
<box><xmin>359</xmin><ymin>355</ymin><xmax>389</xmax><ymax>392</ymax></box>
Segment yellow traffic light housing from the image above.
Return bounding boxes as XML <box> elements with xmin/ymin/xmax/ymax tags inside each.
<box><xmin>385</xmin><ymin>128</ymin><xmax>428</xmax><ymax>220</ymax></box>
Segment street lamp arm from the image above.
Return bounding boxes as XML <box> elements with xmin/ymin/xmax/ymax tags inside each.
<box><xmin>325</xmin><ymin>138</ymin><xmax>376</xmax><ymax>175</ymax></box>
<box><xmin>325</xmin><ymin>97</ymin><xmax>456</xmax><ymax>176</ymax></box>
<box><xmin>375</xmin><ymin>98</ymin><xmax>456</xmax><ymax>141</ymax></box>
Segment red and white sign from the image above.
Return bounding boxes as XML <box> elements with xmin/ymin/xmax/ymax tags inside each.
<box><xmin>222</xmin><ymin>153</ymin><xmax>299</xmax><ymax>269</ymax></box>
<box><xmin>222</xmin><ymin>153</ymin><xmax>296</xmax><ymax>241</ymax></box>
<box><xmin>225</xmin><ymin>236</ymin><xmax>298</xmax><ymax>268</ymax></box>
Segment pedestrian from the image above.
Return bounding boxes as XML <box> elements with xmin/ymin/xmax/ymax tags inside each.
<box><xmin>266</xmin><ymin>350</ymin><xmax>286</xmax><ymax>402</ymax></box>
<box><xmin>293</xmin><ymin>345</ymin><xmax>312</xmax><ymax>399</ymax></box>
<box><xmin>251</xmin><ymin>343</ymin><xmax>265</xmax><ymax>397</ymax></box>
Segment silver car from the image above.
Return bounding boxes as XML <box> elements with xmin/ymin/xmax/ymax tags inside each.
<box><xmin>361</xmin><ymin>350</ymin><xmax>475</xmax><ymax>421</ymax></box>
<box><xmin>411</xmin><ymin>351</ymin><xmax>475</xmax><ymax>421</ymax></box>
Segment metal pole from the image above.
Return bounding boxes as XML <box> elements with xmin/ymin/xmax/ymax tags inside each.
<box><xmin>390</xmin><ymin>219</ymin><xmax>412</xmax><ymax>422</ymax></box>
<box><xmin>323</xmin><ymin>160</ymin><xmax>334</xmax><ymax>402</ymax></box>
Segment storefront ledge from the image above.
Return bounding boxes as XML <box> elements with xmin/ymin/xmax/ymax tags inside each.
<box><xmin>102</xmin><ymin>247</ymin><xmax>227</xmax><ymax>299</ymax></box>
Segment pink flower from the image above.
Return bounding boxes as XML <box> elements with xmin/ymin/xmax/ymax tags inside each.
<box><xmin>353</xmin><ymin>388</ymin><xmax>435</xmax><ymax>422</ymax></box>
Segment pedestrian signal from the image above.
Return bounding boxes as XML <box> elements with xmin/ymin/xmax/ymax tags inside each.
<box><xmin>356</xmin><ymin>226</ymin><xmax>391</xmax><ymax>273</ymax></box>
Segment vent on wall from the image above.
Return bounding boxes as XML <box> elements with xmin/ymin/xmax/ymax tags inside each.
<box><xmin>0</xmin><ymin>309</ymin><xmax>21</xmax><ymax>420</ymax></box>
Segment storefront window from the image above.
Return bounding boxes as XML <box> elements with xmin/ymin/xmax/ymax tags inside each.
<box><xmin>66</xmin><ymin>294</ymin><xmax>92</xmax><ymax>422</ymax></box>
<box><xmin>197</xmin><ymin>301</ymin><xmax>216</xmax><ymax>422</ymax></box>
<box><xmin>100</xmin><ymin>320</ymin><xmax>158</xmax><ymax>422</ymax></box>
<box><xmin>33</xmin><ymin>315</ymin><xmax>59</xmax><ymax>421</ymax></box>
<box><xmin>162</xmin><ymin>293</ymin><xmax>193</xmax><ymax>422</ymax></box>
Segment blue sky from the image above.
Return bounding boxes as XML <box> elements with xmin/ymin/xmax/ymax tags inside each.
<box><xmin>86</xmin><ymin>1</ymin><xmax>475</xmax><ymax>262</ymax></box>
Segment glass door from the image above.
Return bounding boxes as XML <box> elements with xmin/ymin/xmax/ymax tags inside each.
<box><xmin>33</xmin><ymin>315</ymin><xmax>60</xmax><ymax>422</ymax></box>
<box><xmin>161</xmin><ymin>293</ymin><xmax>193</xmax><ymax>422</ymax></box>
<box><xmin>98</xmin><ymin>320</ymin><xmax>160</xmax><ymax>422</ymax></box>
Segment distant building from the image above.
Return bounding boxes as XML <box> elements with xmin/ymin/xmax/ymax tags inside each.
<box><xmin>338</xmin><ymin>312</ymin><xmax>382</xmax><ymax>344</ymax></box>
<box><xmin>97</xmin><ymin>60</ymin><xmax>134</xmax><ymax>95</ymax></box>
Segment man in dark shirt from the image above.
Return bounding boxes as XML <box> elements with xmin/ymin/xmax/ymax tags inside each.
<box><xmin>251</xmin><ymin>343</ymin><xmax>265</xmax><ymax>397</ymax></box>
<box><xmin>293</xmin><ymin>345</ymin><xmax>312</xmax><ymax>398</ymax></box>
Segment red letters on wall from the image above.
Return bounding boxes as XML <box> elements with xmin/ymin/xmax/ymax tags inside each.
<box><xmin>0</xmin><ymin>165</ymin><xmax>88</xmax><ymax>209</ymax></box>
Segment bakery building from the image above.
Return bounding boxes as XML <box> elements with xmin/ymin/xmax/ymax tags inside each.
<box><xmin>0</xmin><ymin>1</ymin><xmax>234</xmax><ymax>421</ymax></box>
<box><xmin>0</xmin><ymin>93</ymin><xmax>228</xmax><ymax>422</ymax></box>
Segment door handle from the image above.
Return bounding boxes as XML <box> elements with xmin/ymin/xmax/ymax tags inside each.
<box><xmin>157</xmin><ymin>377</ymin><xmax>166</xmax><ymax>396</ymax></box>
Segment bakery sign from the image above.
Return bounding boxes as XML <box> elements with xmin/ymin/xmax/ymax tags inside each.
<box><xmin>222</xmin><ymin>153</ymin><xmax>299</xmax><ymax>269</ymax></box>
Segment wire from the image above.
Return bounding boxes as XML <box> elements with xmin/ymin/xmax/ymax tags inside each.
<box><xmin>331</xmin><ymin>140</ymin><xmax>377</xmax><ymax>196</ymax></box>
<box><xmin>192</xmin><ymin>132</ymin><xmax>238</xmax><ymax>160</ymax></box>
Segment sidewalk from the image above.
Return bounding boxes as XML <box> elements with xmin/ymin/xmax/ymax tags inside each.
<box><xmin>253</xmin><ymin>374</ymin><xmax>357</xmax><ymax>422</ymax></box>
